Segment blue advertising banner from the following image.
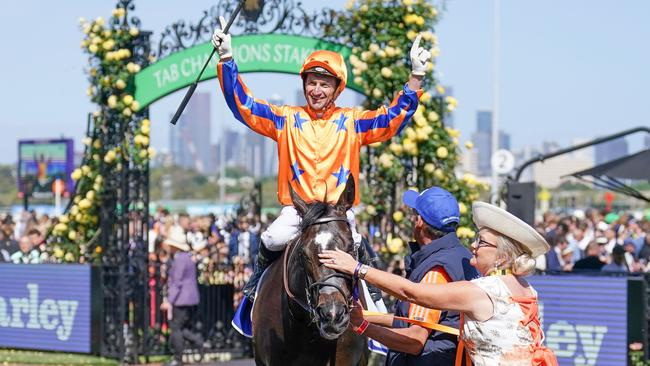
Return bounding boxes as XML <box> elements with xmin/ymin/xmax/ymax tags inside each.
<box><xmin>0</xmin><ymin>265</ymin><xmax>92</xmax><ymax>353</ymax></box>
<box><xmin>529</xmin><ymin>275</ymin><xmax>627</xmax><ymax>366</ymax></box>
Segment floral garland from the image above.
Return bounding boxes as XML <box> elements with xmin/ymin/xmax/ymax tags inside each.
<box><xmin>330</xmin><ymin>0</ymin><xmax>486</xmax><ymax>252</ymax></box>
<box><xmin>47</xmin><ymin>5</ymin><xmax>154</xmax><ymax>263</ymax></box>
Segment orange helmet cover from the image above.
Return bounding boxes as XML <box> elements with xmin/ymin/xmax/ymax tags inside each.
<box><xmin>299</xmin><ymin>50</ymin><xmax>348</xmax><ymax>97</ymax></box>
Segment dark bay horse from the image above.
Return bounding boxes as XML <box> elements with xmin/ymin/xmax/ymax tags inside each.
<box><xmin>252</xmin><ymin>177</ymin><xmax>367</xmax><ymax>365</ymax></box>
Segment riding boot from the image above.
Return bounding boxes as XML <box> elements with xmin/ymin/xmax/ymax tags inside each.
<box><xmin>357</xmin><ymin>237</ymin><xmax>383</xmax><ymax>303</ymax></box>
<box><xmin>242</xmin><ymin>243</ymin><xmax>283</xmax><ymax>302</ymax></box>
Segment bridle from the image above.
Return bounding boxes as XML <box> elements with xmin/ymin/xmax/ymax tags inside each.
<box><xmin>282</xmin><ymin>215</ymin><xmax>356</xmax><ymax>323</ymax></box>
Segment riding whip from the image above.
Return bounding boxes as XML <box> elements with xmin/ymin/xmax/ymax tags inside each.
<box><xmin>169</xmin><ymin>0</ymin><xmax>245</xmax><ymax>125</ymax></box>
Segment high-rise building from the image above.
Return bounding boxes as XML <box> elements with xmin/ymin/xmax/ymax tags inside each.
<box><xmin>594</xmin><ymin>138</ymin><xmax>628</xmax><ymax>165</ymax></box>
<box><xmin>471</xmin><ymin>110</ymin><xmax>511</xmax><ymax>177</ymax></box>
<box><xmin>169</xmin><ymin>92</ymin><xmax>211</xmax><ymax>173</ymax></box>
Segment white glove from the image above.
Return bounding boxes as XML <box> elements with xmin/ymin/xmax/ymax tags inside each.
<box><xmin>211</xmin><ymin>16</ymin><xmax>232</xmax><ymax>59</ymax></box>
<box><xmin>410</xmin><ymin>34</ymin><xmax>431</xmax><ymax>76</ymax></box>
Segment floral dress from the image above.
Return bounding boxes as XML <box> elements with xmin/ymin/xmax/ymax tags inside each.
<box><xmin>458</xmin><ymin>276</ymin><xmax>558</xmax><ymax>366</ymax></box>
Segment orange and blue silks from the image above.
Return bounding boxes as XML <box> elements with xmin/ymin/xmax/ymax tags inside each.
<box><xmin>217</xmin><ymin>59</ymin><xmax>423</xmax><ymax>205</ymax></box>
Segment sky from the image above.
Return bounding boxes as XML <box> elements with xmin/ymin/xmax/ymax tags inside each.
<box><xmin>0</xmin><ymin>0</ymin><xmax>649</xmax><ymax>164</ymax></box>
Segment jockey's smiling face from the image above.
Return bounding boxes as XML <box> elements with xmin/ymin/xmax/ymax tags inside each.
<box><xmin>304</xmin><ymin>73</ymin><xmax>339</xmax><ymax>112</ymax></box>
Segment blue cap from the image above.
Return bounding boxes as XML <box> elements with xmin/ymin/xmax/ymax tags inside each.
<box><xmin>402</xmin><ymin>187</ymin><xmax>460</xmax><ymax>232</ymax></box>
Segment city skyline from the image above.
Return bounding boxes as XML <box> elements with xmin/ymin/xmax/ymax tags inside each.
<box><xmin>1</xmin><ymin>1</ymin><xmax>649</xmax><ymax>165</ymax></box>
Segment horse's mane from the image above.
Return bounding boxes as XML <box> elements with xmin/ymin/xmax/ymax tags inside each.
<box><xmin>299</xmin><ymin>201</ymin><xmax>330</xmax><ymax>233</ymax></box>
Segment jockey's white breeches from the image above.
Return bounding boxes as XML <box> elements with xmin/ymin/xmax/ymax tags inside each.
<box><xmin>261</xmin><ymin>206</ymin><xmax>362</xmax><ymax>251</ymax></box>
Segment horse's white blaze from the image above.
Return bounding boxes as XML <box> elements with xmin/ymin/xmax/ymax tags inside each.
<box><xmin>314</xmin><ymin>232</ymin><xmax>333</xmax><ymax>250</ymax></box>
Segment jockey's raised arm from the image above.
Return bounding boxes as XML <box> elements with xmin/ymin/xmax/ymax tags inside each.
<box><xmin>217</xmin><ymin>60</ymin><xmax>284</xmax><ymax>141</ymax></box>
<box><xmin>353</xmin><ymin>83</ymin><xmax>422</xmax><ymax>145</ymax></box>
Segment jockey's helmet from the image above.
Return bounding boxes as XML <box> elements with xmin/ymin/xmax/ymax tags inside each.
<box><xmin>299</xmin><ymin>50</ymin><xmax>347</xmax><ymax>99</ymax></box>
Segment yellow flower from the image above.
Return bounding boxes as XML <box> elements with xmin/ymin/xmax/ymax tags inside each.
<box><xmin>369</xmin><ymin>141</ymin><xmax>382</xmax><ymax>148</ymax></box>
<box><xmin>107</xmin><ymin>95</ymin><xmax>118</xmax><ymax>108</ymax></box>
<box><xmin>122</xmin><ymin>107</ymin><xmax>132</xmax><ymax>117</ymax></box>
<box><xmin>78</xmin><ymin>199</ymin><xmax>92</xmax><ymax>210</ymax></box>
<box><xmin>104</xmin><ymin>149</ymin><xmax>116</xmax><ymax>163</ymax></box>
<box><xmin>141</xmin><ymin>125</ymin><xmax>150</xmax><ymax>135</ymax></box>
<box><xmin>64</xmin><ymin>252</ymin><xmax>75</xmax><ymax>262</ymax></box>
<box><xmin>129</xmin><ymin>27</ymin><xmax>139</xmax><ymax>37</ymax></box>
<box><xmin>81</xmin><ymin>165</ymin><xmax>91</xmax><ymax>175</ymax></box>
<box><xmin>465</xmin><ymin>141</ymin><xmax>474</xmax><ymax>149</ymax></box>
<box><xmin>95</xmin><ymin>17</ymin><xmax>105</xmax><ymax>26</ymax></box>
<box><xmin>345</xmin><ymin>0</ymin><xmax>355</xmax><ymax>10</ymax></box>
<box><xmin>436</xmin><ymin>146</ymin><xmax>449</xmax><ymax>159</ymax></box>
<box><xmin>388</xmin><ymin>237</ymin><xmax>404</xmax><ymax>253</ymax></box>
<box><xmin>414</xmin><ymin>115</ymin><xmax>427</xmax><ymax>127</ymax></box>
<box><xmin>378</xmin><ymin>153</ymin><xmax>394</xmax><ymax>168</ymax></box>
<box><xmin>142</xmin><ymin>118</ymin><xmax>150</xmax><ymax>127</ymax></box>
<box><xmin>95</xmin><ymin>175</ymin><xmax>103</xmax><ymax>184</ymax></box>
<box><xmin>93</xmin><ymin>139</ymin><xmax>102</xmax><ymax>149</ymax></box>
<box><xmin>68</xmin><ymin>231</ymin><xmax>77</xmax><ymax>241</ymax></box>
<box><xmin>389</xmin><ymin>143</ymin><xmax>403</xmax><ymax>154</ymax></box>
<box><xmin>404</xmin><ymin>127</ymin><xmax>416</xmax><ymax>140</ymax></box>
<box><xmin>131</xmin><ymin>100</ymin><xmax>140</xmax><ymax>111</ymax></box>
<box><xmin>392</xmin><ymin>210</ymin><xmax>404</xmax><ymax>223</ymax></box>
<box><xmin>372</xmin><ymin>88</ymin><xmax>382</xmax><ymax>98</ymax></box>
<box><xmin>459</xmin><ymin>202</ymin><xmax>467</xmax><ymax>215</ymax></box>
<box><xmin>407</xmin><ymin>30</ymin><xmax>417</xmax><ymax>41</ymax></box>
<box><xmin>354</xmin><ymin>76</ymin><xmax>363</xmax><ymax>85</ymax></box>
<box><xmin>403</xmin><ymin>0</ymin><xmax>413</xmax><ymax>5</ymax></box>
<box><xmin>139</xmin><ymin>149</ymin><xmax>148</xmax><ymax>159</ymax></box>
<box><xmin>424</xmin><ymin>163</ymin><xmax>435</xmax><ymax>173</ymax></box>
<box><xmin>122</xmin><ymin>95</ymin><xmax>134</xmax><ymax>105</ymax></box>
<box><xmin>95</xmin><ymin>246</ymin><xmax>103</xmax><ymax>254</ymax></box>
<box><xmin>381</xmin><ymin>67</ymin><xmax>393</xmax><ymax>78</ymax></box>
<box><xmin>54</xmin><ymin>223</ymin><xmax>68</xmax><ymax>233</ymax></box>
<box><xmin>58</xmin><ymin>215</ymin><xmax>69</xmax><ymax>224</ymax></box>
<box><xmin>147</xmin><ymin>147</ymin><xmax>157</xmax><ymax>158</ymax></box>
<box><xmin>71</xmin><ymin>169</ymin><xmax>82</xmax><ymax>181</ymax></box>
<box><xmin>359</xmin><ymin>4</ymin><xmax>368</xmax><ymax>12</ymax></box>
<box><xmin>141</xmin><ymin>136</ymin><xmax>149</xmax><ymax>146</ymax></box>
<box><xmin>446</xmin><ymin>127</ymin><xmax>460</xmax><ymax>138</ymax></box>
<box><xmin>419</xmin><ymin>92</ymin><xmax>431</xmax><ymax>103</ymax></box>
<box><xmin>369</xmin><ymin>44</ymin><xmax>379</xmax><ymax>53</ymax></box>
<box><xmin>102</xmin><ymin>39</ymin><xmax>115</xmax><ymax>51</ymax></box>
<box><xmin>86</xmin><ymin>190</ymin><xmax>95</xmax><ymax>200</ymax></box>
<box><xmin>114</xmin><ymin>79</ymin><xmax>126</xmax><ymax>90</ymax></box>
<box><xmin>415</xmin><ymin>128</ymin><xmax>429</xmax><ymax>141</ymax></box>
<box><xmin>427</xmin><ymin>111</ymin><xmax>439</xmax><ymax>122</ymax></box>
<box><xmin>431</xmin><ymin>47</ymin><xmax>441</xmax><ymax>58</ymax></box>
<box><xmin>112</xmin><ymin>8</ymin><xmax>125</xmax><ymax>18</ymax></box>
<box><xmin>366</xmin><ymin>205</ymin><xmax>376</xmax><ymax>215</ymax></box>
<box><xmin>88</xmin><ymin>44</ymin><xmax>99</xmax><ymax>53</ymax></box>
<box><xmin>436</xmin><ymin>85</ymin><xmax>446</xmax><ymax>95</ymax></box>
<box><xmin>434</xmin><ymin>168</ymin><xmax>444</xmax><ymax>180</ymax></box>
<box><xmin>54</xmin><ymin>248</ymin><xmax>65</xmax><ymax>258</ymax></box>
<box><xmin>126</xmin><ymin>62</ymin><xmax>141</xmax><ymax>73</ymax></box>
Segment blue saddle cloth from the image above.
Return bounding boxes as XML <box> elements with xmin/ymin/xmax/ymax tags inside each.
<box><xmin>232</xmin><ymin>296</ymin><xmax>254</xmax><ymax>338</ymax></box>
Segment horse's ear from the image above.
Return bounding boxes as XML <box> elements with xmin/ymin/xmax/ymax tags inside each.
<box><xmin>289</xmin><ymin>183</ymin><xmax>308</xmax><ymax>216</ymax></box>
<box><xmin>336</xmin><ymin>174</ymin><xmax>355</xmax><ymax>211</ymax></box>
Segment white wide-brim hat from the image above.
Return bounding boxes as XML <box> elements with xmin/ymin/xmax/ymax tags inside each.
<box><xmin>163</xmin><ymin>226</ymin><xmax>191</xmax><ymax>252</ymax></box>
<box><xmin>472</xmin><ymin>202</ymin><xmax>550</xmax><ymax>258</ymax></box>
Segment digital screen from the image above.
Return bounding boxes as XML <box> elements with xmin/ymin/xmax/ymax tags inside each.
<box><xmin>18</xmin><ymin>139</ymin><xmax>74</xmax><ymax>198</ymax></box>
<box><xmin>0</xmin><ymin>265</ymin><xmax>92</xmax><ymax>353</ymax></box>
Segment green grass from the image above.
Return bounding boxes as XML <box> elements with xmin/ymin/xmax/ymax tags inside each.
<box><xmin>0</xmin><ymin>349</ymin><xmax>171</xmax><ymax>365</ymax></box>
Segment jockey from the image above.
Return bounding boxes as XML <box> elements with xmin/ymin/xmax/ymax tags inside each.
<box><xmin>212</xmin><ymin>17</ymin><xmax>432</xmax><ymax>302</ymax></box>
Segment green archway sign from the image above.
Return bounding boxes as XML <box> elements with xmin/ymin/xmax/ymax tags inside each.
<box><xmin>134</xmin><ymin>34</ymin><xmax>363</xmax><ymax>109</ymax></box>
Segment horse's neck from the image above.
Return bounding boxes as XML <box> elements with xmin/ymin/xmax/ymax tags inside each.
<box><xmin>285</xmin><ymin>243</ymin><xmax>312</xmax><ymax>322</ymax></box>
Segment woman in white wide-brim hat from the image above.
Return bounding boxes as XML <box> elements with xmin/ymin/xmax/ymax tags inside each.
<box><xmin>320</xmin><ymin>202</ymin><xmax>558</xmax><ymax>366</ymax></box>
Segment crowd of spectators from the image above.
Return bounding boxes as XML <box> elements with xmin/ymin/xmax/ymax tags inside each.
<box><xmin>536</xmin><ymin>209</ymin><xmax>650</xmax><ymax>273</ymax></box>
<box><xmin>2</xmin><ymin>206</ymin><xmax>650</xmax><ymax>285</ymax></box>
